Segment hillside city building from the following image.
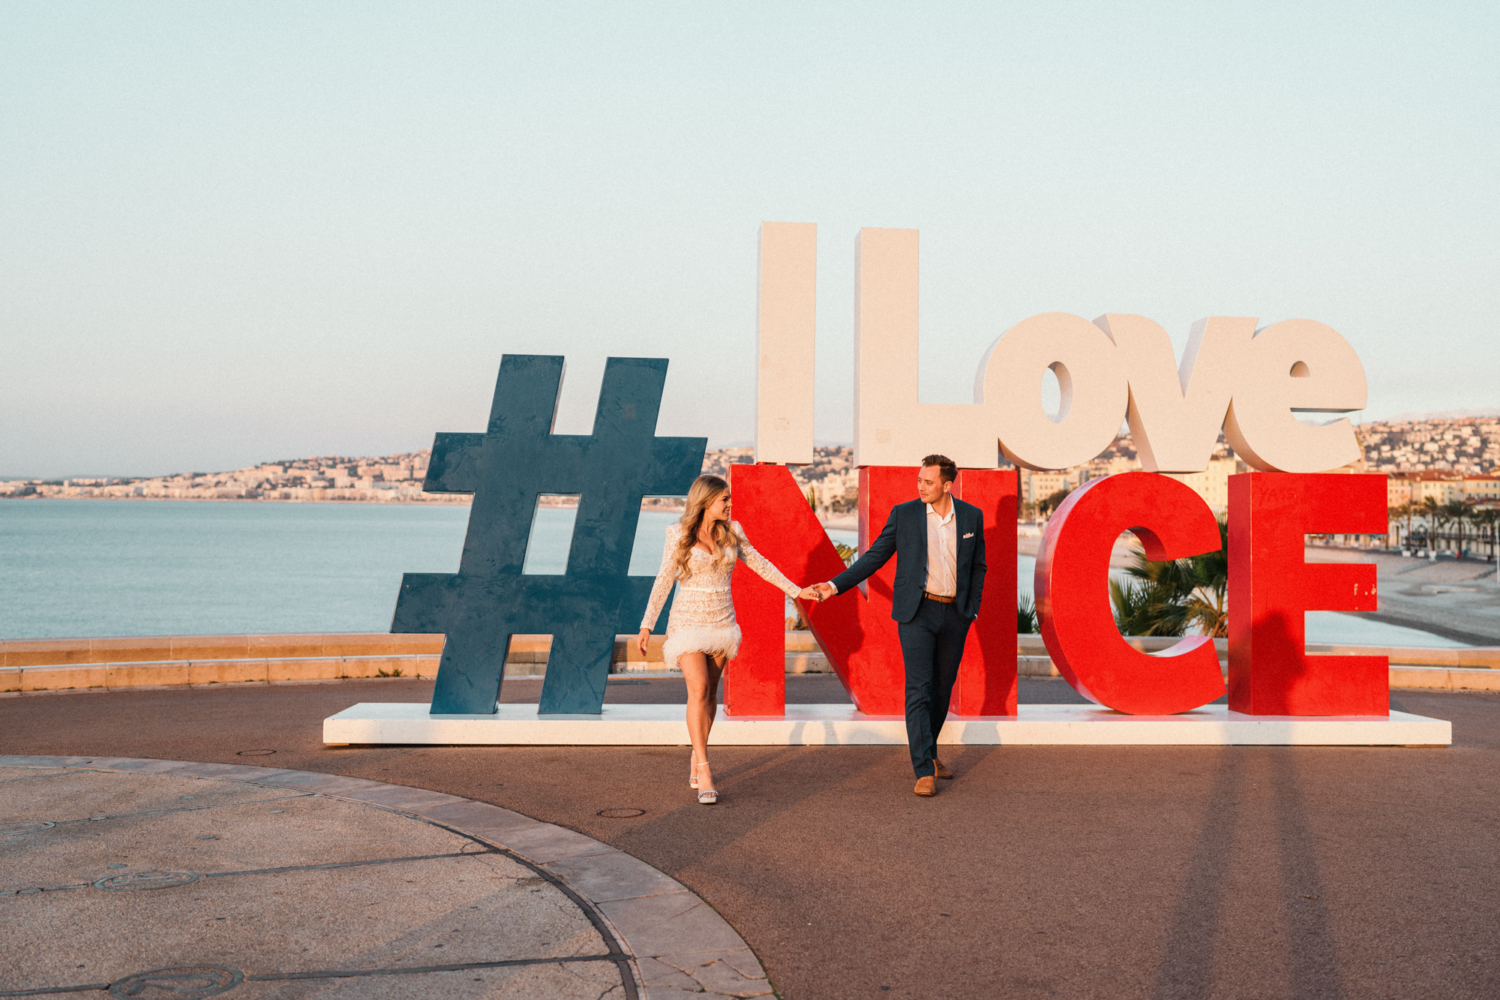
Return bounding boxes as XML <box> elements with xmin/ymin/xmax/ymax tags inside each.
<box><xmin>5</xmin><ymin>416</ymin><xmax>1498</xmax><ymax>554</ymax></box>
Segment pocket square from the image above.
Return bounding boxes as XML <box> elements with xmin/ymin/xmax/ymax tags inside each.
<box><xmin>962</xmin><ymin>532</ymin><xmax>974</xmax><ymax>538</ymax></box>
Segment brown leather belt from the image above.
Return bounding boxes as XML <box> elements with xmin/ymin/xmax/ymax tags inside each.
<box><xmin>923</xmin><ymin>591</ymin><xmax>955</xmax><ymax>604</ymax></box>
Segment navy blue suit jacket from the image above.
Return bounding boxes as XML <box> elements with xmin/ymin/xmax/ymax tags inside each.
<box><xmin>829</xmin><ymin>497</ymin><xmax>987</xmax><ymax>623</ymax></box>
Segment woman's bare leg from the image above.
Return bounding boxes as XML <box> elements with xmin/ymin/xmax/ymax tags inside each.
<box><xmin>681</xmin><ymin>652</ymin><xmax>728</xmax><ymax>793</ymax></box>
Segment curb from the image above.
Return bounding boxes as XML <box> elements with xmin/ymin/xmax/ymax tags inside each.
<box><xmin>0</xmin><ymin>754</ymin><xmax>774</xmax><ymax>1000</ymax></box>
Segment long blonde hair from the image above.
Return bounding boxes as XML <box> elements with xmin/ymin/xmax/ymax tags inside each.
<box><xmin>672</xmin><ymin>474</ymin><xmax>738</xmax><ymax>580</ymax></box>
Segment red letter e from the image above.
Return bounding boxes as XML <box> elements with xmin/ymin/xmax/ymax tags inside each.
<box><xmin>1228</xmin><ymin>473</ymin><xmax>1388</xmax><ymax>716</ymax></box>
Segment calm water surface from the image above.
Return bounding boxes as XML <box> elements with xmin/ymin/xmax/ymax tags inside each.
<box><xmin>0</xmin><ymin>499</ymin><xmax>1461</xmax><ymax>647</ymax></box>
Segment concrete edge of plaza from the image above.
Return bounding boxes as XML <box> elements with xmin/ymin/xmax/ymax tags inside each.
<box><xmin>0</xmin><ymin>753</ymin><xmax>773</xmax><ymax>1000</ymax></box>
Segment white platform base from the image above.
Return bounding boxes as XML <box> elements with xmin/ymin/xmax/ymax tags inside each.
<box><xmin>323</xmin><ymin>703</ymin><xmax>1451</xmax><ymax>746</ymax></box>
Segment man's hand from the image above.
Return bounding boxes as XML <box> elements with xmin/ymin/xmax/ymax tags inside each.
<box><xmin>636</xmin><ymin>628</ymin><xmax>651</xmax><ymax>658</ymax></box>
<box><xmin>813</xmin><ymin>582</ymin><xmax>837</xmax><ymax>601</ymax></box>
<box><xmin>797</xmin><ymin>586</ymin><xmax>822</xmax><ymax>603</ymax></box>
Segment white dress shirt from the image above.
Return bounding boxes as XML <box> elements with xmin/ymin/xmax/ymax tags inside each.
<box><xmin>923</xmin><ymin>500</ymin><xmax>957</xmax><ymax>597</ymax></box>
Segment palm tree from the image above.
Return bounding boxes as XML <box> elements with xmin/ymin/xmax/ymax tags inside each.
<box><xmin>1390</xmin><ymin>502</ymin><xmax>1414</xmax><ymax>548</ymax></box>
<box><xmin>1421</xmin><ymin>496</ymin><xmax>1444</xmax><ymax>552</ymax></box>
<box><xmin>1472</xmin><ymin>507</ymin><xmax>1494</xmax><ymax>561</ymax></box>
<box><xmin>1111</xmin><ymin>518</ymin><xmax>1231</xmax><ymax>637</ymax></box>
<box><xmin>1038</xmin><ymin>488</ymin><xmax>1072</xmax><ymax>519</ymax></box>
<box><xmin>1477</xmin><ymin>507</ymin><xmax>1500</xmax><ymax>562</ymax></box>
<box><xmin>1442</xmin><ymin>498</ymin><xmax>1475</xmax><ymax>558</ymax></box>
<box><xmin>1018</xmin><ymin>591</ymin><xmax>1038</xmax><ymax>634</ymax></box>
<box><xmin>1180</xmin><ymin>519</ymin><xmax>1231</xmax><ymax>637</ymax></box>
<box><xmin>1110</xmin><ymin>574</ymin><xmax>1190</xmax><ymax>637</ymax></box>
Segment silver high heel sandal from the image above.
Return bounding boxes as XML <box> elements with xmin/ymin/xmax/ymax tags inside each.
<box><xmin>689</xmin><ymin>752</ymin><xmax>698</xmax><ymax>789</ymax></box>
<box><xmin>694</xmin><ymin>760</ymin><xmax>718</xmax><ymax>805</ymax></box>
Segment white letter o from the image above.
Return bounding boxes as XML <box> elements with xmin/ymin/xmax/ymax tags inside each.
<box><xmin>976</xmin><ymin>313</ymin><xmax>1127</xmax><ymax>471</ymax></box>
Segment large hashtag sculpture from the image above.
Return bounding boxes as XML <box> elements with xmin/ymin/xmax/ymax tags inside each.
<box><xmin>392</xmin><ymin>355</ymin><xmax>705</xmax><ymax>715</ymax></box>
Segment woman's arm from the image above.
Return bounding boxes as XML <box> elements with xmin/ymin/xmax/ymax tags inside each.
<box><xmin>733</xmin><ymin>523</ymin><xmax>802</xmax><ymax>599</ymax></box>
<box><xmin>639</xmin><ymin>525</ymin><xmax>679</xmax><ymax>633</ymax></box>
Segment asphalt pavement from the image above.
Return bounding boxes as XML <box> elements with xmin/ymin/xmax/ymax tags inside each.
<box><xmin>2</xmin><ymin>675</ymin><xmax>1496</xmax><ymax>1000</ymax></box>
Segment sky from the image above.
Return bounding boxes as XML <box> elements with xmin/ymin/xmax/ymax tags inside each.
<box><xmin>3</xmin><ymin>2</ymin><xmax>1497</xmax><ymax>479</ymax></box>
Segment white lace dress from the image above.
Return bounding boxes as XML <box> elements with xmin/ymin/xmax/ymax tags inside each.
<box><xmin>641</xmin><ymin>520</ymin><xmax>801</xmax><ymax>669</ymax></box>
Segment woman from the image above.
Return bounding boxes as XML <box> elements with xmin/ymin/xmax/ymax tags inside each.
<box><xmin>638</xmin><ymin>474</ymin><xmax>820</xmax><ymax>804</ymax></box>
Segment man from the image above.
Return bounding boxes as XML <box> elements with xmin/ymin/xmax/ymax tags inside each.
<box><xmin>813</xmin><ymin>455</ymin><xmax>986</xmax><ymax>797</ymax></box>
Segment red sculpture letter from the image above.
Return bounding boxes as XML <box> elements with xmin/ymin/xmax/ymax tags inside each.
<box><xmin>728</xmin><ymin>464</ymin><xmax>1018</xmax><ymax>717</ymax></box>
<box><xmin>950</xmin><ymin>468</ymin><xmax>1019</xmax><ymax>716</ymax></box>
<box><xmin>723</xmin><ymin>464</ymin><xmax>844</xmax><ymax>715</ymax></box>
<box><xmin>1228</xmin><ymin>473</ymin><xmax>1387</xmax><ymax>716</ymax></box>
<box><xmin>1036</xmin><ymin>472</ymin><xmax>1227</xmax><ymax>715</ymax></box>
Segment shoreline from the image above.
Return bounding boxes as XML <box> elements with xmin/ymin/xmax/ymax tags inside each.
<box><xmin>9</xmin><ymin>500</ymin><xmax>1493</xmax><ymax>644</ymax></box>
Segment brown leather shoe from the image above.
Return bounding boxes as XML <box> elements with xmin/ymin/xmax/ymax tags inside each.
<box><xmin>933</xmin><ymin>758</ymin><xmax>953</xmax><ymax>780</ymax></box>
<box><xmin>913</xmin><ymin>775</ymin><xmax>937</xmax><ymax>797</ymax></box>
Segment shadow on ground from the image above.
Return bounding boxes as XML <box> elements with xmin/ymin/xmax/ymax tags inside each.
<box><xmin>2</xmin><ymin>676</ymin><xmax>1496</xmax><ymax>1000</ymax></box>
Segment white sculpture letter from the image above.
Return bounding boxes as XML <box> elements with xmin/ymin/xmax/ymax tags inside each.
<box><xmin>854</xmin><ymin>228</ymin><xmax>994</xmax><ymax>468</ymax></box>
<box><xmin>975</xmin><ymin>313</ymin><xmax>1128</xmax><ymax>471</ymax></box>
<box><xmin>755</xmin><ymin>222</ymin><xmax>818</xmax><ymax>465</ymax></box>
<box><xmin>1096</xmin><ymin>314</ymin><xmax>1252</xmax><ymax>473</ymax></box>
<box><xmin>753</xmin><ymin>222</ymin><xmax>1370</xmax><ymax>476</ymax></box>
<box><xmin>1223</xmin><ymin>319</ymin><xmax>1367</xmax><ymax>473</ymax></box>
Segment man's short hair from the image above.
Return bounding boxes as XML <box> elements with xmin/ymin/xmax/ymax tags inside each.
<box><xmin>921</xmin><ymin>454</ymin><xmax>957</xmax><ymax>484</ymax></box>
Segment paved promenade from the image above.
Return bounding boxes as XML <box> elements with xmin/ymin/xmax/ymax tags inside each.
<box><xmin>2</xmin><ymin>762</ymin><xmax>620</xmax><ymax>997</ymax></box>
<box><xmin>0</xmin><ymin>754</ymin><xmax>774</xmax><ymax>999</ymax></box>
<box><xmin>3</xmin><ymin>676</ymin><xmax>1498</xmax><ymax>999</ymax></box>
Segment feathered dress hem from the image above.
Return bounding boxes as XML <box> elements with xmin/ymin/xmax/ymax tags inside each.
<box><xmin>662</xmin><ymin>624</ymin><xmax>742</xmax><ymax>670</ymax></box>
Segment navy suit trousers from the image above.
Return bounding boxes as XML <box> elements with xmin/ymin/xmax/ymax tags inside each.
<box><xmin>897</xmin><ymin>597</ymin><xmax>972</xmax><ymax>777</ymax></box>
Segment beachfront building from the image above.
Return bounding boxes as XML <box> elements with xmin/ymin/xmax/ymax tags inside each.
<box><xmin>1019</xmin><ymin>468</ymin><xmax>1083</xmax><ymax>512</ymax></box>
<box><xmin>1464</xmin><ymin>474</ymin><xmax>1500</xmax><ymax>502</ymax></box>
<box><xmin>1387</xmin><ymin>471</ymin><xmax>1464</xmax><ymax>507</ymax></box>
<box><xmin>1386</xmin><ymin>476</ymin><xmax>1413</xmax><ymax>508</ymax></box>
<box><xmin>1163</xmin><ymin>456</ymin><xmax>1239</xmax><ymax>513</ymax></box>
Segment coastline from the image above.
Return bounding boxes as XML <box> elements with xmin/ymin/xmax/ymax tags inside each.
<box><xmin>7</xmin><ymin>501</ymin><xmax>1493</xmax><ymax>644</ymax></box>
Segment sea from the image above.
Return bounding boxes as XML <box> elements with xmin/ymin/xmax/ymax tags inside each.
<box><xmin>0</xmin><ymin>499</ymin><xmax>1464</xmax><ymax>648</ymax></box>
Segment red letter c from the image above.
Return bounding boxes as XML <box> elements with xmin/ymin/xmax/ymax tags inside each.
<box><xmin>1036</xmin><ymin>472</ymin><xmax>1226</xmax><ymax>715</ymax></box>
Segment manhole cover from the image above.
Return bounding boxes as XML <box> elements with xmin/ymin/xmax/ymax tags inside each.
<box><xmin>235</xmin><ymin>749</ymin><xmax>276</xmax><ymax>756</ymax></box>
<box><xmin>597</xmin><ymin>807</ymin><xmax>647</xmax><ymax>819</ymax></box>
<box><xmin>94</xmin><ymin>870</ymin><xmax>200</xmax><ymax>891</ymax></box>
<box><xmin>109</xmin><ymin>965</ymin><xmax>242</xmax><ymax>998</ymax></box>
<box><xmin>0</xmin><ymin>821</ymin><xmax>55</xmax><ymax>836</ymax></box>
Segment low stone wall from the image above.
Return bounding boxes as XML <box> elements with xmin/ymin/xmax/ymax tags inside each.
<box><xmin>3</xmin><ymin>655</ymin><xmax>442</xmax><ymax>693</ymax></box>
<box><xmin>0</xmin><ymin>633</ymin><xmax>444</xmax><ymax>668</ymax></box>
<box><xmin>3</xmin><ymin>631</ymin><xmax>1496</xmax><ymax>695</ymax></box>
<box><xmin>1385</xmin><ymin>666</ymin><xmax>1500</xmax><ymax>691</ymax></box>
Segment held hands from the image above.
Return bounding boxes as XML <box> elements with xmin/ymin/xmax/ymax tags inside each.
<box><xmin>636</xmin><ymin>628</ymin><xmax>651</xmax><ymax>658</ymax></box>
<box><xmin>797</xmin><ymin>583</ymin><xmax>837</xmax><ymax>603</ymax></box>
